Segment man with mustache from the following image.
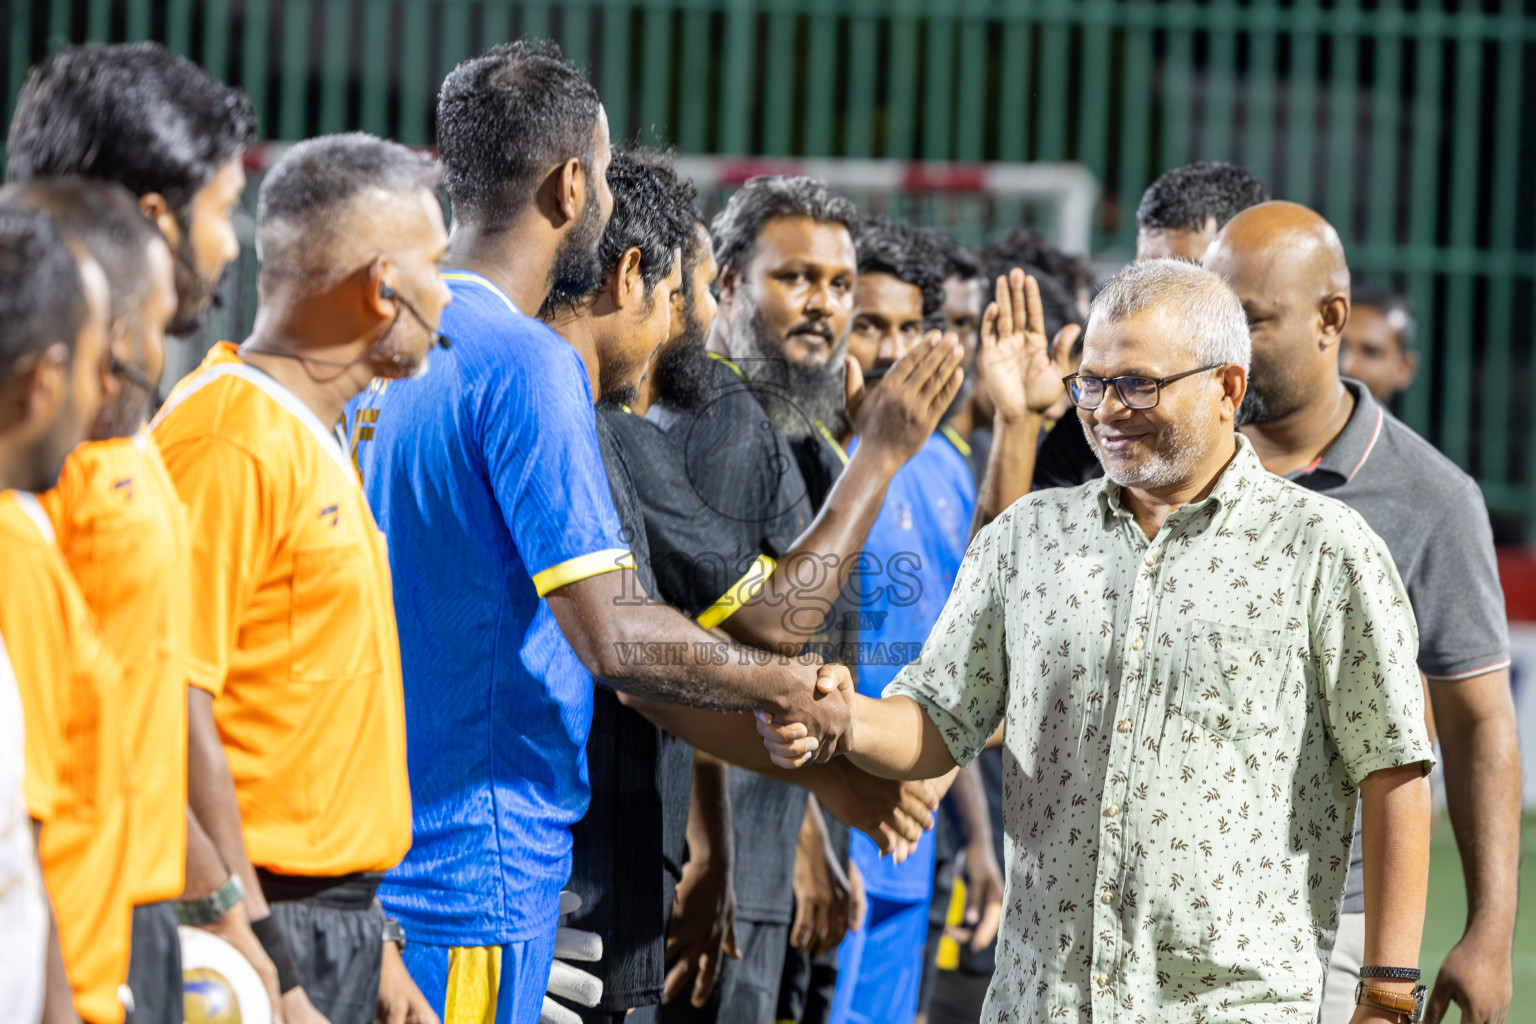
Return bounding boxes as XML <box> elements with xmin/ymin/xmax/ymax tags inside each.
<box><xmin>349</xmin><ymin>49</ymin><xmax>856</xmax><ymax>1024</ymax></box>
<box><xmin>759</xmin><ymin>258</ymin><xmax>1436</xmax><ymax>1024</ymax></box>
<box><xmin>645</xmin><ymin>178</ymin><xmax>963</xmax><ymax>1024</ymax></box>
<box><xmin>1206</xmin><ymin>202</ymin><xmax>1517</xmax><ymax>1024</ymax></box>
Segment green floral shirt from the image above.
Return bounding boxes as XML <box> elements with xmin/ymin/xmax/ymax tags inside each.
<box><xmin>888</xmin><ymin>435</ymin><xmax>1432</xmax><ymax>1024</ymax></box>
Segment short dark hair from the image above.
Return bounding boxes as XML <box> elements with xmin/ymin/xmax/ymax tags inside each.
<box><xmin>923</xmin><ymin>228</ymin><xmax>980</xmax><ymax>282</ymax></box>
<box><xmin>0</xmin><ymin>179</ymin><xmax>166</xmax><ymax>325</ymax></box>
<box><xmin>7</xmin><ymin>42</ymin><xmax>256</xmax><ymax>214</ymax></box>
<box><xmin>981</xmin><ymin>227</ymin><xmax>1091</xmax><ymax>302</ymax></box>
<box><xmin>436</xmin><ymin>40</ymin><xmax>602</xmax><ymax>232</ymax></box>
<box><xmin>710</xmin><ymin>176</ymin><xmax>857</xmax><ymax>278</ymax></box>
<box><xmin>257</xmin><ymin>133</ymin><xmax>441</xmax><ymax>283</ymax></box>
<box><xmin>544</xmin><ymin>148</ymin><xmax>694</xmax><ymax>313</ymax></box>
<box><xmin>974</xmin><ymin>248</ymin><xmax>1082</xmax><ymax>344</ymax></box>
<box><xmin>1136</xmin><ymin>161</ymin><xmax>1271</xmax><ymax>233</ymax></box>
<box><xmin>0</xmin><ymin>204</ymin><xmax>87</xmax><ymax>382</ymax></box>
<box><xmin>1351</xmin><ymin>289</ymin><xmax>1415</xmax><ymax>352</ymax></box>
<box><xmin>855</xmin><ymin>217</ymin><xmax>946</xmax><ymax>326</ymax></box>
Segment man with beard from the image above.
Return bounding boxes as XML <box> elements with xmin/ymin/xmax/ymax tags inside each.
<box><xmin>349</xmin><ymin>48</ymin><xmax>856</xmax><ymax>1024</ymax></box>
<box><xmin>4</xmin><ymin>179</ymin><xmax>277</xmax><ymax>1024</ymax></box>
<box><xmin>646</xmin><ymin>178</ymin><xmax>963</xmax><ymax>1024</ymax></box>
<box><xmin>0</xmin><ymin>203</ymin><xmax>112</xmax><ymax>1024</ymax></box>
<box><xmin>154</xmin><ymin>135</ymin><xmax>447</xmax><ymax>1024</ymax></box>
<box><xmin>760</xmin><ymin>258</ymin><xmax>1438</xmax><ymax>1024</ymax></box>
<box><xmin>1135</xmin><ymin>161</ymin><xmax>1270</xmax><ymax>263</ymax></box>
<box><xmin>1206</xmin><ymin>202</ymin><xmax>1518</xmax><ymax>1024</ymax></box>
<box><xmin>7</xmin><ymin>41</ymin><xmax>255</xmax><ymax>341</ymax></box>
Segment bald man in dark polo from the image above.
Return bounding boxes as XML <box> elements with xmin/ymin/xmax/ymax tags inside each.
<box><xmin>1205</xmin><ymin>202</ymin><xmax>1519</xmax><ymax>1024</ymax></box>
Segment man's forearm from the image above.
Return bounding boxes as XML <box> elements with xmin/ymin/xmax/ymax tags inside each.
<box><xmin>973</xmin><ymin>411</ymin><xmax>1042</xmax><ymax>534</ymax></box>
<box><xmin>724</xmin><ymin>441</ymin><xmax>902</xmax><ymax>652</ymax></box>
<box><xmin>1431</xmin><ymin>671</ymin><xmax>1521</xmax><ymax>946</ymax></box>
<box><xmin>186</xmin><ymin>687</ymin><xmax>269</xmax><ymax>918</ymax></box>
<box><xmin>622</xmin><ymin>696</ymin><xmax>832</xmax><ymax>783</ymax></box>
<box><xmin>1359</xmin><ymin>763</ymin><xmax>1433</xmax><ymax>986</ymax></box>
<box><xmin>845</xmin><ymin>694</ymin><xmax>959</xmax><ymax>780</ymax></box>
<box><xmin>181</xmin><ymin>805</ymin><xmax>230</xmax><ymax>900</ymax></box>
<box><xmin>687</xmin><ymin>750</ymin><xmax>733</xmax><ymax>865</ymax></box>
<box><xmin>945</xmin><ymin>761</ymin><xmax>993</xmax><ymax>849</ymax></box>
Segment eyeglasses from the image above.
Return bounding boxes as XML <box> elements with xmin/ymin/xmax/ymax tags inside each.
<box><xmin>1063</xmin><ymin>364</ymin><xmax>1225</xmax><ymax>410</ymax></box>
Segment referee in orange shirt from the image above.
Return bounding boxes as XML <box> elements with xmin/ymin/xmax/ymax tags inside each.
<box><xmin>153</xmin><ymin>135</ymin><xmax>449</xmax><ymax>1024</ymax></box>
<box><xmin>0</xmin><ymin>198</ymin><xmax>120</xmax><ymax>1023</ymax></box>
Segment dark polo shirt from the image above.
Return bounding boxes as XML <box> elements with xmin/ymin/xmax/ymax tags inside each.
<box><xmin>1284</xmin><ymin>379</ymin><xmax>1510</xmax><ymax>912</ymax></box>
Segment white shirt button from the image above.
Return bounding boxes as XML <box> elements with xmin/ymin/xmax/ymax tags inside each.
<box><xmin>1131</xmin><ymin>637</ymin><xmax>1143</xmax><ymax>651</ymax></box>
<box><xmin>1144</xmin><ymin>554</ymin><xmax>1158</xmax><ymax>566</ymax></box>
<box><xmin>1097</xmin><ymin>974</ymin><xmax>1112</xmax><ymax>988</ymax></box>
<box><xmin>1117</xmin><ymin>720</ymin><xmax>1131</xmax><ymax>733</ymax></box>
<box><xmin>1105</xmin><ymin>804</ymin><xmax>1120</xmax><ymax>818</ymax></box>
<box><xmin>1101</xmin><ymin>892</ymin><xmax>1115</xmax><ymax>905</ymax></box>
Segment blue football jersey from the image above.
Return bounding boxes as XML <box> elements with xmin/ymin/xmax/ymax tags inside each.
<box><xmin>346</xmin><ymin>272</ymin><xmax>630</xmax><ymax>945</ymax></box>
<box><xmin>848</xmin><ymin>431</ymin><xmax>976</xmax><ymax>901</ymax></box>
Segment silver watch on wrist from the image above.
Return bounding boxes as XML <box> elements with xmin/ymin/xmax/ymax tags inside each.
<box><xmin>382</xmin><ymin>917</ymin><xmax>406</xmax><ymax>950</ymax></box>
<box><xmin>174</xmin><ymin>874</ymin><xmax>244</xmax><ymax>927</ymax></box>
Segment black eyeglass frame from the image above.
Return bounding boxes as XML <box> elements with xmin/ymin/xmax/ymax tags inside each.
<box><xmin>1062</xmin><ymin>363</ymin><xmax>1227</xmax><ymax>410</ymax></box>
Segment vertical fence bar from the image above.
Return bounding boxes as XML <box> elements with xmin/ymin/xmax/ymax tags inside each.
<box><xmin>522</xmin><ymin>3</ymin><xmax>550</xmax><ymax>41</ymax></box>
<box><xmin>202</xmin><ymin>0</ymin><xmax>230</xmax><ymax>89</ymax></box>
<box><xmin>88</xmin><ymin>0</ymin><xmax>111</xmax><ymax>42</ymax></box>
<box><xmin>801</xmin><ymin>12</ymin><xmax>837</xmax><ymax>157</ymax></box>
<box><xmin>762</xmin><ymin>7</ymin><xmax>798</xmax><ymax>155</ymax></box>
<box><xmin>717</xmin><ymin>0</ymin><xmax>756</xmax><ymax>155</ymax></box>
<box><xmin>1242</xmin><ymin>15</ymin><xmax>1275</xmax><ymax>188</ymax></box>
<box><xmin>676</xmin><ymin>7</ymin><xmax>710</xmax><ymax>152</ymax></box>
<box><xmin>1118</xmin><ymin>20</ymin><xmax>1155</xmax><ymax>253</ymax></box>
<box><xmin>1400</xmin><ymin>27</ymin><xmax>1442</xmax><ymax>437</ymax></box>
<box><xmin>1160</xmin><ymin>18</ymin><xmax>1192</xmax><ymax>172</ymax></box>
<box><xmin>480</xmin><ymin>1</ymin><xmax>511</xmax><ymax>48</ymax></box>
<box><xmin>1439</xmin><ymin>26</ymin><xmax>1483</xmax><ymax>471</ymax></box>
<box><xmin>600</xmin><ymin>1</ymin><xmax>632</xmax><ymax>142</ymax></box>
<box><xmin>922</xmin><ymin>9</ymin><xmax>954</xmax><ymax>160</ymax></box>
<box><xmin>953</xmin><ymin>3</ymin><xmax>987</xmax><ymax>162</ymax></box>
<box><xmin>561</xmin><ymin>1</ymin><xmax>592</xmax><ymax>70</ymax></box>
<box><xmin>166</xmin><ymin>0</ymin><xmax>194</xmax><ymax>55</ymax></box>
<box><xmin>438</xmin><ymin>0</ymin><xmax>473</xmax><ymax>128</ymax></box>
<box><xmin>48</xmin><ymin>0</ymin><xmax>72</xmax><ymax>48</ymax></box>
<box><xmin>995</xmin><ymin>13</ymin><xmax>1031</xmax><ymax>162</ymax></box>
<box><xmin>843</xmin><ymin>7</ymin><xmax>878</xmax><ymax>158</ymax></box>
<box><xmin>1322</xmin><ymin>0</ymin><xmax>1359</xmax><ymax>235</ymax></box>
<box><xmin>278</xmin><ymin>0</ymin><xmax>313</xmax><ymax>140</ymax></box>
<box><xmin>637</xmin><ymin>1</ymin><xmax>674</xmax><ymax>146</ymax></box>
<box><xmin>358</xmin><ymin>0</ymin><xmax>391</xmax><ymax>135</ymax></box>
<box><xmin>1202</xmin><ymin>0</ymin><xmax>1237</xmax><ymax>162</ymax></box>
<box><xmin>1078</xmin><ymin>5</ymin><xmax>1112</xmax><ymax>178</ymax></box>
<box><xmin>318</xmin><ymin>0</ymin><xmax>351</xmax><ymax>133</ymax></box>
<box><xmin>1034</xmin><ymin>16</ymin><xmax>1068</xmax><ymax>162</ymax></box>
<box><xmin>242</xmin><ymin>0</ymin><xmax>273</xmax><ymax>136</ymax></box>
<box><xmin>1480</xmin><ymin>4</ymin><xmax>1523</xmax><ymax>487</ymax></box>
<box><xmin>126</xmin><ymin>0</ymin><xmax>151</xmax><ymax>39</ymax></box>
<box><xmin>8</xmin><ymin>0</ymin><xmax>33</xmax><ymax>126</ymax></box>
<box><xmin>397</xmin><ymin>0</ymin><xmax>431</xmax><ymax>143</ymax></box>
<box><xmin>1364</xmin><ymin>0</ymin><xmax>1402</xmax><ymax>293</ymax></box>
<box><xmin>885</xmin><ymin>2</ymin><xmax>919</xmax><ymax>159</ymax></box>
<box><xmin>1284</xmin><ymin>0</ymin><xmax>1319</xmax><ymax>204</ymax></box>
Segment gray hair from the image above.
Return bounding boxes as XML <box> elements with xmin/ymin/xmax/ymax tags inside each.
<box><xmin>1087</xmin><ymin>258</ymin><xmax>1250</xmax><ymax>372</ymax></box>
<box><xmin>710</xmin><ymin>175</ymin><xmax>857</xmax><ymax>277</ymax></box>
<box><xmin>257</xmin><ymin>133</ymin><xmax>441</xmax><ymax>286</ymax></box>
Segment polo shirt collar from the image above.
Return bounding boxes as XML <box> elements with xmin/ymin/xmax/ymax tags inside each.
<box><xmin>1098</xmin><ymin>432</ymin><xmax>1259</xmax><ymax>525</ymax></box>
<box><xmin>1289</xmin><ymin>378</ymin><xmax>1384</xmax><ymax>484</ymax></box>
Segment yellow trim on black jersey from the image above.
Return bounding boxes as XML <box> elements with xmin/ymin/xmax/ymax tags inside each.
<box><xmin>696</xmin><ymin>553</ymin><xmax>777</xmax><ymax>630</ymax></box>
<box><xmin>532</xmin><ymin>548</ymin><xmax>635</xmax><ymax>597</ymax></box>
<box><xmin>707</xmin><ymin>351</ymin><xmax>746</xmax><ymax>379</ymax></box>
<box><xmin>813</xmin><ymin>419</ymin><xmax>850</xmax><ymax>466</ymax></box>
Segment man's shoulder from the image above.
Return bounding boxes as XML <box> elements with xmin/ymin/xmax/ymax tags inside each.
<box><xmin>1249</xmin><ymin>470</ymin><xmax>1395</xmax><ymax>567</ymax></box>
<box><xmin>1364</xmin><ymin>407</ymin><xmax>1481</xmax><ymax>506</ymax></box>
<box><xmin>441</xmin><ymin>285</ymin><xmax>583</xmax><ymax>373</ymax></box>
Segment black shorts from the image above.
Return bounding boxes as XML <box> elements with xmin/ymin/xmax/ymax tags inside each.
<box><xmin>660</xmin><ymin>919</ymin><xmax>789</xmax><ymax>1024</ymax></box>
<box><xmin>126</xmin><ymin>902</ymin><xmax>181</xmax><ymax>1024</ymax></box>
<box><xmin>261</xmin><ymin>871</ymin><xmax>385</xmax><ymax>1024</ymax></box>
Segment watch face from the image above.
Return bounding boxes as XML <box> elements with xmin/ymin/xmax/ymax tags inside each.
<box><xmin>1413</xmin><ymin>985</ymin><xmax>1427</xmax><ymax>1024</ymax></box>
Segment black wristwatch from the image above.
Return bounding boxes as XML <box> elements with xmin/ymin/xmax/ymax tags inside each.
<box><xmin>174</xmin><ymin>874</ymin><xmax>244</xmax><ymax>927</ymax></box>
<box><xmin>382</xmin><ymin>917</ymin><xmax>406</xmax><ymax>951</ymax></box>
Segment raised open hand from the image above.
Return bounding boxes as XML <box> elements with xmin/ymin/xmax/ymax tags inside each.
<box><xmin>850</xmin><ymin>330</ymin><xmax>966</xmax><ymax>464</ymax></box>
<box><xmin>979</xmin><ymin>268</ymin><xmax>1081</xmax><ymax>423</ymax></box>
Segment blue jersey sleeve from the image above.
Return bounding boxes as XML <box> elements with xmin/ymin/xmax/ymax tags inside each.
<box><xmin>472</xmin><ymin>318</ymin><xmax>631</xmax><ymax>596</ymax></box>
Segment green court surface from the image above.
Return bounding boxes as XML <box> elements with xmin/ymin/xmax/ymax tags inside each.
<box><xmin>1418</xmin><ymin>813</ymin><xmax>1535</xmax><ymax>1019</ymax></box>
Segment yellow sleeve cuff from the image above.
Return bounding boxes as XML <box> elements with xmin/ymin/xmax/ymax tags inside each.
<box><xmin>532</xmin><ymin>548</ymin><xmax>635</xmax><ymax>597</ymax></box>
<box><xmin>696</xmin><ymin>554</ymin><xmax>777</xmax><ymax>630</ymax></box>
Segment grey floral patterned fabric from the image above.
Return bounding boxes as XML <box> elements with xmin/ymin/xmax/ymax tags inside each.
<box><xmin>887</xmin><ymin>434</ymin><xmax>1433</xmax><ymax>1024</ymax></box>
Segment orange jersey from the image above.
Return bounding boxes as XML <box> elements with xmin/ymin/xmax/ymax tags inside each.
<box><xmin>0</xmin><ymin>492</ymin><xmax>132</xmax><ymax>1024</ymax></box>
<box><xmin>37</xmin><ymin>432</ymin><xmax>191</xmax><ymax>905</ymax></box>
<box><xmin>152</xmin><ymin>343</ymin><xmax>411</xmax><ymax>876</ymax></box>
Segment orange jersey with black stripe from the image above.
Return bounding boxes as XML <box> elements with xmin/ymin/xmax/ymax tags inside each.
<box><xmin>153</xmin><ymin>343</ymin><xmax>411</xmax><ymax>876</ymax></box>
<box><xmin>0</xmin><ymin>491</ymin><xmax>132</xmax><ymax>1024</ymax></box>
<box><xmin>37</xmin><ymin>432</ymin><xmax>190</xmax><ymax>906</ymax></box>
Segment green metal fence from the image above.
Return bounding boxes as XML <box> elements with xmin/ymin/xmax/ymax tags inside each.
<box><xmin>5</xmin><ymin>0</ymin><xmax>1535</xmax><ymax>537</ymax></box>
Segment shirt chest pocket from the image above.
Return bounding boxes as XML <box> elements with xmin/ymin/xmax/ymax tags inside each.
<box><xmin>1174</xmin><ymin>618</ymin><xmax>1293</xmax><ymax>742</ymax></box>
<box><xmin>289</xmin><ymin>538</ymin><xmax>383</xmax><ymax>683</ymax></box>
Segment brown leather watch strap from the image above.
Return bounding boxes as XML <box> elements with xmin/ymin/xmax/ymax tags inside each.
<box><xmin>1356</xmin><ymin>982</ymin><xmax>1418</xmax><ymax>1017</ymax></box>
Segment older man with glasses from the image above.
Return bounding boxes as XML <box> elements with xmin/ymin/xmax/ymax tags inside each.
<box><xmin>756</xmin><ymin>258</ymin><xmax>1437</xmax><ymax>1024</ymax></box>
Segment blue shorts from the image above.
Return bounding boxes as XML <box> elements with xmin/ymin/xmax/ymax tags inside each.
<box><xmin>827</xmin><ymin>896</ymin><xmax>930</xmax><ymax>1024</ymax></box>
<box><xmin>403</xmin><ymin>928</ymin><xmax>558</xmax><ymax>1024</ymax></box>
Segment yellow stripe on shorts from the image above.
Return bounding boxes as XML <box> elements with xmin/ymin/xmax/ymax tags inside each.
<box><xmin>445</xmin><ymin>945</ymin><xmax>502</xmax><ymax>1024</ymax></box>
